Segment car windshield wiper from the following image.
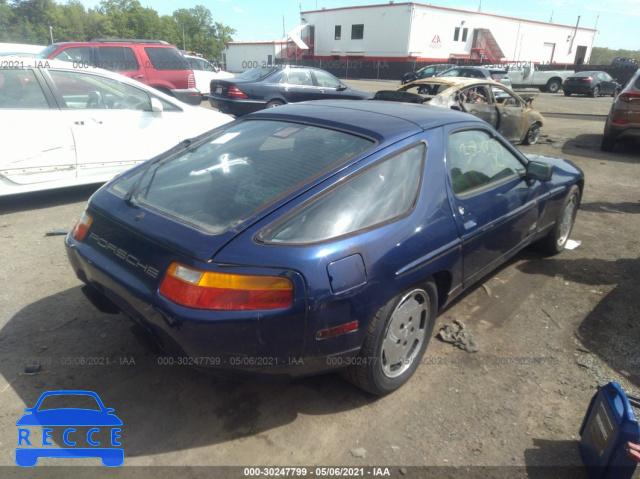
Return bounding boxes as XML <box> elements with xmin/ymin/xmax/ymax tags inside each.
<box><xmin>124</xmin><ymin>139</ymin><xmax>193</xmax><ymax>207</ymax></box>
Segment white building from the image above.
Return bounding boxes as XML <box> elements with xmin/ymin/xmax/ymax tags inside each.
<box><xmin>300</xmin><ymin>2</ymin><xmax>595</xmax><ymax>64</ymax></box>
<box><xmin>225</xmin><ymin>2</ymin><xmax>596</xmax><ymax>76</ymax></box>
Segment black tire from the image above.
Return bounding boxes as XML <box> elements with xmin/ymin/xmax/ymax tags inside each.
<box><xmin>265</xmin><ymin>100</ymin><xmax>284</xmax><ymax>109</ymax></box>
<box><xmin>342</xmin><ymin>281</ymin><xmax>438</xmax><ymax>395</ymax></box>
<box><xmin>546</xmin><ymin>79</ymin><xmax>561</xmax><ymax>94</ymax></box>
<box><xmin>590</xmin><ymin>86</ymin><xmax>600</xmax><ymax>98</ymax></box>
<box><xmin>522</xmin><ymin>123</ymin><xmax>541</xmax><ymax>145</ymax></box>
<box><xmin>535</xmin><ymin>185</ymin><xmax>580</xmax><ymax>255</ymax></box>
<box><xmin>601</xmin><ymin>135</ymin><xmax>615</xmax><ymax>152</ymax></box>
<box><xmin>564</xmin><ymin>91</ymin><xmax>571</xmax><ymax>97</ymax></box>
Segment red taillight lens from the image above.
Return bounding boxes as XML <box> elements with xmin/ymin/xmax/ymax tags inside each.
<box><xmin>583</xmin><ymin>77</ymin><xmax>593</xmax><ymax>83</ymax></box>
<box><xmin>619</xmin><ymin>91</ymin><xmax>640</xmax><ymax>102</ymax></box>
<box><xmin>71</xmin><ymin>211</ymin><xmax>93</xmax><ymax>242</ymax></box>
<box><xmin>227</xmin><ymin>85</ymin><xmax>248</xmax><ymax>98</ymax></box>
<box><xmin>159</xmin><ymin>263</ymin><xmax>293</xmax><ymax>310</ymax></box>
<box><xmin>188</xmin><ymin>73</ymin><xmax>196</xmax><ymax>89</ymax></box>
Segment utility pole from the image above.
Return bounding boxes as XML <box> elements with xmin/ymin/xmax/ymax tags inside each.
<box><xmin>49</xmin><ymin>26</ymin><xmax>53</xmax><ymax>44</ymax></box>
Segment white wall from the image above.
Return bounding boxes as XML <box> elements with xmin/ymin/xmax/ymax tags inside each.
<box><xmin>300</xmin><ymin>4</ymin><xmax>595</xmax><ymax>64</ymax></box>
<box><xmin>302</xmin><ymin>5</ymin><xmax>412</xmax><ymax>57</ymax></box>
<box><xmin>225</xmin><ymin>43</ymin><xmax>281</xmax><ymax>72</ymax></box>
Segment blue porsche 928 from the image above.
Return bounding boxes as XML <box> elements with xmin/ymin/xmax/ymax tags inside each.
<box><xmin>65</xmin><ymin>100</ymin><xmax>584</xmax><ymax>395</ymax></box>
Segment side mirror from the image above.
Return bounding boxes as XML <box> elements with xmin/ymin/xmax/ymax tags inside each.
<box><xmin>336</xmin><ymin>85</ymin><xmax>347</xmax><ymax>91</ymax></box>
<box><xmin>526</xmin><ymin>160</ymin><xmax>553</xmax><ymax>182</ymax></box>
<box><xmin>151</xmin><ymin>97</ymin><xmax>164</xmax><ymax>113</ymax></box>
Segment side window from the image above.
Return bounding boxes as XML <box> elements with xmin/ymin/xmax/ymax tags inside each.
<box><xmin>313</xmin><ymin>70</ymin><xmax>341</xmax><ymax>88</ymax></box>
<box><xmin>351</xmin><ymin>24</ymin><xmax>364</xmax><ymax>40</ymax></box>
<box><xmin>144</xmin><ymin>47</ymin><xmax>189</xmax><ymax>70</ymax></box>
<box><xmin>262</xmin><ymin>143</ymin><xmax>425</xmax><ymax>244</ymax></box>
<box><xmin>0</xmin><ymin>70</ymin><xmax>48</xmax><ymax>109</ymax></box>
<box><xmin>48</xmin><ymin>70</ymin><xmax>152</xmax><ymax>110</ymax></box>
<box><xmin>460</xmin><ymin>86</ymin><xmax>490</xmax><ymax>104</ymax></box>
<box><xmin>493</xmin><ymin>86</ymin><xmax>520</xmax><ymax>106</ymax></box>
<box><xmin>335</xmin><ymin>25</ymin><xmax>341</xmax><ymax>40</ymax></box>
<box><xmin>448</xmin><ymin>130</ymin><xmax>526</xmax><ymax>195</ymax></box>
<box><xmin>285</xmin><ymin>70</ymin><xmax>313</xmax><ymax>86</ymax></box>
<box><xmin>53</xmin><ymin>47</ymin><xmax>91</xmax><ymax>63</ymax></box>
<box><xmin>97</xmin><ymin>47</ymin><xmax>139</xmax><ymax>71</ymax></box>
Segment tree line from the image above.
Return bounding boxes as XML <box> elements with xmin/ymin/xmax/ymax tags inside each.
<box><xmin>590</xmin><ymin>47</ymin><xmax>639</xmax><ymax>65</ymax></box>
<box><xmin>0</xmin><ymin>0</ymin><xmax>235</xmax><ymax>58</ymax></box>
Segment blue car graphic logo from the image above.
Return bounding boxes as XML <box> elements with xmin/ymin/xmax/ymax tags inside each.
<box><xmin>16</xmin><ymin>390</ymin><xmax>123</xmax><ymax>467</ymax></box>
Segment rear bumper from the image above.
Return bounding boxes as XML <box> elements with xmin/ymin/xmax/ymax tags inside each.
<box><xmin>207</xmin><ymin>95</ymin><xmax>266</xmax><ymax>116</ymax></box>
<box><xmin>65</xmin><ymin>236</ymin><xmax>360</xmax><ymax>378</ymax></box>
<box><xmin>172</xmin><ymin>88</ymin><xmax>202</xmax><ymax>105</ymax></box>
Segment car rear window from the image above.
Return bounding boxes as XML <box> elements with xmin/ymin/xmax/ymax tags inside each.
<box><xmin>490</xmin><ymin>72</ymin><xmax>508</xmax><ymax>80</ymax></box>
<box><xmin>235</xmin><ymin>67</ymin><xmax>278</xmax><ymax>81</ymax></box>
<box><xmin>113</xmin><ymin>120</ymin><xmax>374</xmax><ymax>233</ymax></box>
<box><xmin>144</xmin><ymin>47</ymin><xmax>189</xmax><ymax>70</ymax></box>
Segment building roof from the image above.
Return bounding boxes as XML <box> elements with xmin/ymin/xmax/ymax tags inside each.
<box><xmin>301</xmin><ymin>2</ymin><xmax>597</xmax><ymax>33</ymax></box>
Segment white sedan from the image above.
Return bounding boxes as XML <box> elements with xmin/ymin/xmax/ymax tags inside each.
<box><xmin>183</xmin><ymin>55</ymin><xmax>234</xmax><ymax>95</ymax></box>
<box><xmin>0</xmin><ymin>57</ymin><xmax>232</xmax><ymax>196</ymax></box>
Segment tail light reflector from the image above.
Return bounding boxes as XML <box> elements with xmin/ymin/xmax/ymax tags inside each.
<box><xmin>159</xmin><ymin>263</ymin><xmax>293</xmax><ymax>310</ymax></box>
<box><xmin>71</xmin><ymin>211</ymin><xmax>93</xmax><ymax>242</ymax></box>
<box><xmin>619</xmin><ymin>91</ymin><xmax>640</xmax><ymax>102</ymax></box>
<box><xmin>227</xmin><ymin>85</ymin><xmax>248</xmax><ymax>98</ymax></box>
<box><xmin>188</xmin><ymin>73</ymin><xmax>196</xmax><ymax>89</ymax></box>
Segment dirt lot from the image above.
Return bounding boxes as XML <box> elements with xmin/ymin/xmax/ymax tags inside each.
<box><xmin>0</xmin><ymin>83</ymin><xmax>639</xmax><ymax>478</ymax></box>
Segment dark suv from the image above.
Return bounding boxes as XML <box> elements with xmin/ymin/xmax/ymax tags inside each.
<box><xmin>401</xmin><ymin>64</ymin><xmax>452</xmax><ymax>84</ymax></box>
<box><xmin>37</xmin><ymin>39</ymin><xmax>201</xmax><ymax>105</ymax></box>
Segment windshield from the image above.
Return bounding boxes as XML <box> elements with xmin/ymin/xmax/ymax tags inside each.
<box><xmin>35</xmin><ymin>44</ymin><xmax>58</xmax><ymax>59</ymax></box>
<box><xmin>235</xmin><ymin>67</ymin><xmax>277</xmax><ymax>81</ymax></box>
<box><xmin>114</xmin><ymin>120</ymin><xmax>374</xmax><ymax>233</ymax></box>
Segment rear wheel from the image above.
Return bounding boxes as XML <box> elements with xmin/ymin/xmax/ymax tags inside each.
<box><xmin>522</xmin><ymin>123</ymin><xmax>541</xmax><ymax>145</ymax></box>
<box><xmin>546</xmin><ymin>79</ymin><xmax>561</xmax><ymax>93</ymax></box>
<box><xmin>342</xmin><ymin>281</ymin><xmax>438</xmax><ymax>395</ymax></box>
<box><xmin>590</xmin><ymin>86</ymin><xmax>600</xmax><ymax>98</ymax></box>
<box><xmin>535</xmin><ymin>185</ymin><xmax>580</xmax><ymax>255</ymax></box>
<box><xmin>265</xmin><ymin>100</ymin><xmax>284</xmax><ymax>109</ymax></box>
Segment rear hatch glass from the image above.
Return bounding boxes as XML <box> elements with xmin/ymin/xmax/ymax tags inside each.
<box><xmin>113</xmin><ymin>120</ymin><xmax>374</xmax><ymax>234</ymax></box>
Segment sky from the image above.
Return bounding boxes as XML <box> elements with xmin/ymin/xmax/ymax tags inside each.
<box><xmin>74</xmin><ymin>0</ymin><xmax>639</xmax><ymax>50</ymax></box>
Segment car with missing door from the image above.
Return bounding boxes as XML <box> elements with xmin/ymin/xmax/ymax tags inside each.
<box><xmin>385</xmin><ymin>77</ymin><xmax>544</xmax><ymax>145</ymax></box>
<box><xmin>65</xmin><ymin>100</ymin><xmax>583</xmax><ymax>395</ymax></box>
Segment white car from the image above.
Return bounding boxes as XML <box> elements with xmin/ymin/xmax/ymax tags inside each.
<box><xmin>0</xmin><ymin>57</ymin><xmax>232</xmax><ymax>196</ymax></box>
<box><xmin>183</xmin><ymin>55</ymin><xmax>234</xmax><ymax>95</ymax></box>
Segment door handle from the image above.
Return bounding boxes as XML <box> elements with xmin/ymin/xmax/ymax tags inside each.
<box><xmin>74</xmin><ymin>121</ymin><xmax>84</xmax><ymax>125</ymax></box>
<box><xmin>131</xmin><ymin>75</ymin><xmax>144</xmax><ymax>79</ymax></box>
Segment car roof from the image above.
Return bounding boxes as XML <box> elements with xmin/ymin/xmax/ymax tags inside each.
<box><xmin>247</xmin><ymin>99</ymin><xmax>483</xmax><ymax>141</ymax></box>
<box><xmin>407</xmin><ymin>77</ymin><xmax>500</xmax><ymax>88</ymax></box>
<box><xmin>0</xmin><ymin>55</ymin><xmax>187</xmax><ymax>104</ymax></box>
